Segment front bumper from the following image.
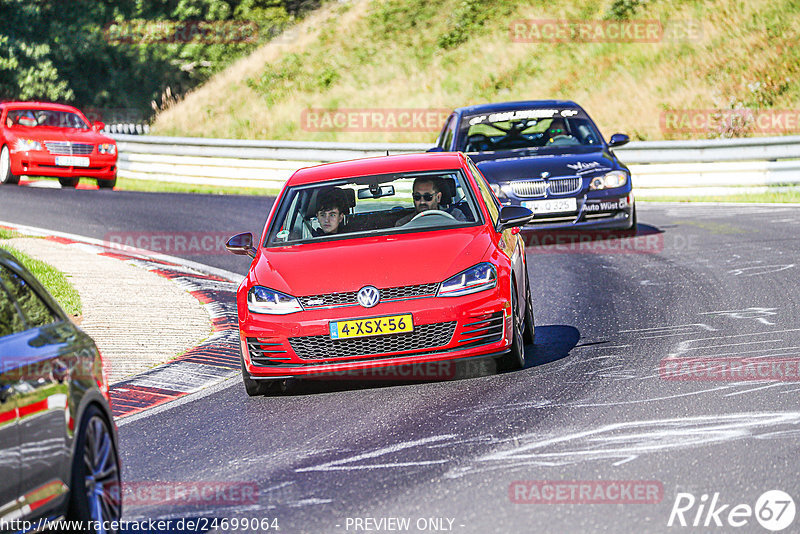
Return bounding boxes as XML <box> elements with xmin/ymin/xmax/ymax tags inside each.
<box><xmin>500</xmin><ymin>190</ymin><xmax>635</xmax><ymax>231</ymax></box>
<box><xmin>239</xmin><ymin>287</ymin><xmax>513</xmax><ymax>379</ymax></box>
<box><xmin>10</xmin><ymin>151</ymin><xmax>117</xmax><ymax>181</ymax></box>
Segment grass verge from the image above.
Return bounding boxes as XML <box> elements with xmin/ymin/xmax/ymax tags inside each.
<box><xmin>0</xmin><ymin>243</ymin><xmax>82</xmax><ymax>317</ymax></box>
<box><xmin>639</xmin><ymin>190</ymin><xmax>800</xmax><ymax>203</ymax></box>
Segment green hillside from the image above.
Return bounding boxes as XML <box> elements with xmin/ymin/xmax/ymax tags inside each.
<box><xmin>152</xmin><ymin>0</ymin><xmax>800</xmax><ymax>142</ymax></box>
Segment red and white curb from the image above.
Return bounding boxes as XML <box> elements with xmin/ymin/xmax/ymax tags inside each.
<box><xmin>0</xmin><ymin>222</ymin><xmax>243</xmax><ymax>420</ymax></box>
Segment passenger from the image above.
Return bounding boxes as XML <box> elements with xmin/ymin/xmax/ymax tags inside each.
<box><xmin>395</xmin><ymin>177</ymin><xmax>466</xmax><ymax>226</ymax></box>
<box><xmin>313</xmin><ymin>188</ymin><xmax>349</xmax><ymax>236</ymax></box>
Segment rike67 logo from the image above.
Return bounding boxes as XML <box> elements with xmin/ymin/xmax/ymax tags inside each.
<box><xmin>668</xmin><ymin>490</ymin><xmax>796</xmax><ymax>531</ymax></box>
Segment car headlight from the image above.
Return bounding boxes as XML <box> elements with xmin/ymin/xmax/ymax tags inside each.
<box><xmin>589</xmin><ymin>170</ymin><xmax>628</xmax><ymax>191</ymax></box>
<box><xmin>438</xmin><ymin>263</ymin><xmax>497</xmax><ymax>297</ymax></box>
<box><xmin>98</xmin><ymin>143</ymin><xmax>116</xmax><ymax>155</ymax></box>
<box><xmin>14</xmin><ymin>139</ymin><xmax>42</xmax><ymax>152</ymax></box>
<box><xmin>247</xmin><ymin>286</ymin><xmax>303</xmax><ymax>314</ymax></box>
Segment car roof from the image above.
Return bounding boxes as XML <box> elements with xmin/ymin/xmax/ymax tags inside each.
<box><xmin>1</xmin><ymin>101</ymin><xmax>83</xmax><ymax>113</ymax></box>
<box><xmin>287</xmin><ymin>152</ymin><xmax>468</xmax><ymax>186</ymax></box>
<box><xmin>453</xmin><ymin>100</ymin><xmax>582</xmax><ymax>115</ymax></box>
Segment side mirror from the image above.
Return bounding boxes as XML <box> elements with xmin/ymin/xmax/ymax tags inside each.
<box><xmin>226</xmin><ymin>232</ymin><xmax>257</xmax><ymax>258</ymax></box>
<box><xmin>93</xmin><ymin>121</ymin><xmax>106</xmax><ymax>132</ymax></box>
<box><xmin>426</xmin><ymin>146</ymin><xmax>444</xmax><ymax>152</ymax></box>
<box><xmin>608</xmin><ymin>133</ymin><xmax>630</xmax><ymax>147</ymax></box>
<box><xmin>495</xmin><ymin>206</ymin><xmax>533</xmax><ymax>232</ymax></box>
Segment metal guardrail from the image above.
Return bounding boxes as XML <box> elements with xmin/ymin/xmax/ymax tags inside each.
<box><xmin>111</xmin><ymin>134</ymin><xmax>800</xmax><ymax>194</ymax></box>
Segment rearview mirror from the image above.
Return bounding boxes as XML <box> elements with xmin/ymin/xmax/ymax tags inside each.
<box><xmin>93</xmin><ymin>121</ymin><xmax>106</xmax><ymax>132</ymax></box>
<box><xmin>608</xmin><ymin>133</ymin><xmax>629</xmax><ymax>147</ymax></box>
<box><xmin>358</xmin><ymin>185</ymin><xmax>395</xmax><ymax>199</ymax></box>
<box><xmin>495</xmin><ymin>206</ymin><xmax>533</xmax><ymax>232</ymax></box>
<box><xmin>226</xmin><ymin>232</ymin><xmax>257</xmax><ymax>258</ymax></box>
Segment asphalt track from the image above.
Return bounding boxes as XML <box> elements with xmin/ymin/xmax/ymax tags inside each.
<box><xmin>2</xmin><ymin>186</ymin><xmax>800</xmax><ymax>533</ymax></box>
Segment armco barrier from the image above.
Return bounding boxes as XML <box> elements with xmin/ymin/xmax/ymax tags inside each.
<box><xmin>111</xmin><ymin>134</ymin><xmax>800</xmax><ymax>195</ymax></box>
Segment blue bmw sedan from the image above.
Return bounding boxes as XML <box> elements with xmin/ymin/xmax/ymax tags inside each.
<box><xmin>432</xmin><ymin>100</ymin><xmax>635</xmax><ymax>230</ymax></box>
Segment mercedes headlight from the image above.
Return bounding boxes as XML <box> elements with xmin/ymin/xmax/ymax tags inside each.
<box><xmin>15</xmin><ymin>139</ymin><xmax>42</xmax><ymax>152</ymax></box>
<box><xmin>438</xmin><ymin>263</ymin><xmax>497</xmax><ymax>297</ymax></box>
<box><xmin>589</xmin><ymin>170</ymin><xmax>628</xmax><ymax>190</ymax></box>
<box><xmin>247</xmin><ymin>286</ymin><xmax>303</xmax><ymax>314</ymax></box>
<box><xmin>98</xmin><ymin>143</ymin><xmax>116</xmax><ymax>155</ymax></box>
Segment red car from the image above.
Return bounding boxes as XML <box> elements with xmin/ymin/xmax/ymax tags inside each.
<box><xmin>0</xmin><ymin>101</ymin><xmax>118</xmax><ymax>188</ymax></box>
<box><xmin>226</xmin><ymin>152</ymin><xmax>536</xmax><ymax>396</ymax></box>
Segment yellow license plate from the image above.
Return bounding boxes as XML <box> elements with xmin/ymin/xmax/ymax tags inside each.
<box><xmin>330</xmin><ymin>314</ymin><xmax>413</xmax><ymax>340</ymax></box>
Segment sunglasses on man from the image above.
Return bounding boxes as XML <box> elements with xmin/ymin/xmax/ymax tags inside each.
<box><xmin>413</xmin><ymin>192</ymin><xmax>436</xmax><ymax>202</ymax></box>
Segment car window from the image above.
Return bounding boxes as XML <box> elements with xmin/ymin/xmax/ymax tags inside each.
<box><xmin>0</xmin><ymin>272</ymin><xmax>27</xmax><ymax>338</ymax></box>
<box><xmin>6</xmin><ymin>109</ymin><xmax>89</xmax><ymax>129</ymax></box>
<box><xmin>466</xmin><ymin>158</ymin><xmax>500</xmax><ymax>226</ymax></box>
<box><xmin>438</xmin><ymin>115</ymin><xmax>456</xmax><ymax>150</ymax></box>
<box><xmin>0</xmin><ymin>264</ymin><xmax>59</xmax><ymax>331</ymax></box>
<box><xmin>457</xmin><ymin>108</ymin><xmax>602</xmax><ymax>152</ymax></box>
<box><xmin>266</xmin><ymin>169</ymin><xmax>483</xmax><ymax>247</ymax></box>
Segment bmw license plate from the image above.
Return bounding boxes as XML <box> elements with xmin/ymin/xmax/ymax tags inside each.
<box><xmin>54</xmin><ymin>156</ymin><xmax>90</xmax><ymax>167</ymax></box>
<box><xmin>522</xmin><ymin>198</ymin><xmax>577</xmax><ymax>215</ymax></box>
<box><xmin>330</xmin><ymin>314</ymin><xmax>413</xmax><ymax>340</ymax></box>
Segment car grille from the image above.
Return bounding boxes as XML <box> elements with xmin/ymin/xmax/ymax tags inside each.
<box><xmin>289</xmin><ymin>321</ymin><xmax>457</xmax><ymax>360</ymax></box>
<box><xmin>510</xmin><ymin>177</ymin><xmax>582</xmax><ymax>198</ymax></box>
<box><xmin>456</xmin><ymin>312</ymin><xmax>504</xmax><ymax>347</ymax></box>
<box><xmin>247</xmin><ymin>338</ymin><xmax>293</xmax><ymax>367</ymax></box>
<box><xmin>44</xmin><ymin>141</ymin><xmax>94</xmax><ymax>155</ymax></box>
<box><xmin>299</xmin><ymin>283</ymin><xmax>439</xmax><ymax>309</ymax></box>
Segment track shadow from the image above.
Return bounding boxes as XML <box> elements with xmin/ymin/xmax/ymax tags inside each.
<box><xmin>521</xmin><ymin>223</ymin><xmax>663</xmax><ymax>252</ymax></box>
<box><xmin>520</xmin><ymin>324</ymin><xmax>581</xmax><ymax>370</ymax></box>
<box><xmin>262</xmin><ymin>324</ymin><xmax>581</xmax><ymax>397</ymax></box>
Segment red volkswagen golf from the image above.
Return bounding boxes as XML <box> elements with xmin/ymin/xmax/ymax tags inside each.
<box><xmin>227</xmin><ymin>152</ymin><xmax>536</xmax><ymax>396</ymax></box>
<box><xmin>0</xmin><ymin>102</ymin><xmax>118</xmax><ymax>188</ymax></box>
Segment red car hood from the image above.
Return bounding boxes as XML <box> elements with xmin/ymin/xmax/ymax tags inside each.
<box><xmin>6</xmin><ymin>126</ymin><xmax>113</xmax><ymax>144</ymax></box>
<box><xmin>250</xmin><ymin>227</ymin><xmax>494</xmax><ymax>296</ymax></box>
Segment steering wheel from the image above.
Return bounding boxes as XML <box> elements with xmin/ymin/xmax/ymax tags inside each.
<box><xmin>409</xmin><ymin>210</ymin><xmax>456</xmax><ymax>223</ymax></box>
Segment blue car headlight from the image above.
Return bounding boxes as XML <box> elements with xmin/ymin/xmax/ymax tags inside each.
<box><xmin>438</xmin><ymin>263</ymin><xmax>497</xmax><ymax>297</ymax></box>
<box><xmin>247</xmin><ymin>286</ymin><xmax>303</xmax><ymax>314</ymax></box>
<box><xmin>98</xmin><ymin>143</ymin><xmax>116</xmax><ymax>155</ymax></box>
<box><xmin>589</xmin><ymin>170</ymin><xmax>628</xmax><ymax>191</ymax></box>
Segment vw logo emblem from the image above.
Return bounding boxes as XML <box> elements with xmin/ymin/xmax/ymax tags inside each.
<box><xmin>357</xmin><ymin>286</ymin><xmax>380</xmax><ymax>308</ymax></box>
<box><xmin>540</xmin><ymin>171</ymin><xmax>550</xmax><ymax>179</ymax></box>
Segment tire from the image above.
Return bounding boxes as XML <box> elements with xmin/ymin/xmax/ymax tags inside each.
<box><xmin>0</xmin><ymin>146</ymin><xmax>20</xmax><ymax>185</ymax></box>
<box><xmin>97</xmin><ymin>174</ymin><xmax>116</xmax><ymax>189</ymax></box>
<box><xmin>59</xmin><ymin>177</ymin><xmax>79</xmax><ymax>188</ymax></box>
<box><xmin>522</xmin><ymin>277</ymin><xmax>536</xmax><ymax>346</ymax></box>
<box><xmin>241</xmin><ymin>356</ymin><xmax>274</xmax><ymax>396</ymax></box>
<box><xmin>497</xmin><ymin>278</ymin><xmax>526</xmax><ymax>371</ymax></box>
<box><xmin>67</xmin><ymin>405</ymin><xmax>121</xmax><ymax>532</ymax></box>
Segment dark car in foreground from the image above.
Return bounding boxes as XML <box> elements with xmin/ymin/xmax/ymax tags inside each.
<box><xmin>227</xmin><ymin>152</ymin><xmax>536</xmax><ymax>396</ymax></box>
<box><xmin>432</xmin><ymin>100</ymin><xmax>635</xmax><ymax>230</ymax></box>
<box><xmin>0</xmin><ymin>250</ymin><xmax>120</xmax><ymax>532</ymax></box>
<box><xmin>0</xmin><ymin>102</ymin><xmax>118</xmax><ymax>189</ymax></box>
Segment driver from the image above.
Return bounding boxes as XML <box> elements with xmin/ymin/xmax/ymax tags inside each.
<box><xmin>395</xmin><ymin>177</ymin><xmax>466</xmax><ymax>226</ymax></box>
<box><xmin>313</xmin><ymin>187</ymin><xmax>349</xmax><ymax>236</ymax></box>
<box><xmin>546</xmin><ymin>117</ymin><xmax>569</xmax><ymax>142</ymax></box>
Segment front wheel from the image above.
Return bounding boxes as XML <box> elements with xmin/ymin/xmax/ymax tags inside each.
<box><xmin>59</xmin><ymin>177</ymin><xmax>79</xmax><ymax>188</ymax></box>
<box><xmin>0</xmin><ymin>146</ymin><xmax>20</xmax><ymax>185</ymax></box>
<box><xmin>67</xmin><ymin>405</ymin><xmax>121</xmax><ymax>532</ymax></box>
<box><xmin>497</xmin><ymin>280</ymin><xmax>526</xmax><ymax>371</ymax></box>
<box><xmin>523</xmin><ymin>278</ymin><xmax>535</xmax><ymax>346</ymax></box>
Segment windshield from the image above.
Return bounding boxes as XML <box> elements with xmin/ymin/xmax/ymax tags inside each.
<box><xmin>266</xmin><ymin>170</ymin><xmax>481</xmax><ymax>247</ymax></box>
<box><xmin>6</xmin><ymin>109</ymin><xmax>90</xmax><ymax>129</ymax></box>
<box><xmin>457</xmin><ymin>107</ymin><xmax>603</xmax><ymax>152</ymax></box>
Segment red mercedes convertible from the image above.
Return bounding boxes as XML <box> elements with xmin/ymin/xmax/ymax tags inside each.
<box><xmin>0</xmin><ymin>102</ymin><xmax>118</xmax><ymax>188</ymax></box>
<box><xmin>227</xmin><ymin>152</ymin><xmax>536</xmax><ymax>396</ymax></box>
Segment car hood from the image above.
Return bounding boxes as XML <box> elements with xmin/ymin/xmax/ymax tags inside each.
<box><xmin>470</xmin><ymin>148</ymin><xmax>620</xmax><ymax>182</ymax></box>
<box><xmin>249</xmin><ymin>226</ymin><xmax>493</xmax><ymax>296</ymax></box>
<box><xmin>4</xmin><ymin>126</ymin><xmax>113</xmax><ymax>144</ymax></box>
